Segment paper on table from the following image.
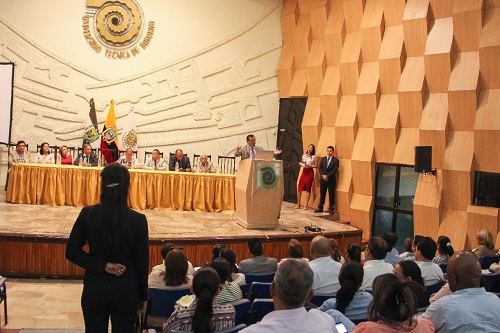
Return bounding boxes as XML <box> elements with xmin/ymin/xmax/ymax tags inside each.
<box><xmin>176</xmin><ymin>294</ymin><xmax>195</xmax><ymax>307</ymax></box>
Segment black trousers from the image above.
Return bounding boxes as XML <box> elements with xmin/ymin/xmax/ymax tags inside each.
<box><xmin>81</xmin><ymin>274</ymin><xmax>139</xmax><ymax>333</ymax></box>
<box><xmin>318</xmin><ymin>180</ymin><xmax>336</xmax><ymax>211</ymax></box>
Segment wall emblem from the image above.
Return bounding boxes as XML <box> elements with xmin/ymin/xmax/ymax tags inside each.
<box><xmin>82</xmin><ymin>0</ymin><xmax>155</xmax><ymax>59</ymax></box>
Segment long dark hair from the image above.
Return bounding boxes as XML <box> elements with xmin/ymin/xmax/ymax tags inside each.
<box><xmin>329</xmin><ymin>238</ymin><xmax>342</xmax><ymax>262</ymax></box>
<box><xmin>368</xmin><ymin>274</ymin><xmax>426</xmax><ymax>326</ymax></box>
<box><xmin>39</xmin><ymin>142</ymin><xmax>49</xmax><ymax>155</ymax></box>
<box><xmin>163</xmin><ymin>249</ymin><xmax>188</xmax><ymax>286</ymax></box>
<box><xmin>306</xmin><ymin>144</ymin><xmax>316</xmax><ymax>156</ymax></box>
<box><xmin>336</xmin><ymin>261</ymin><xmax>363</xmax><ymax>313</ymax></box>
<box><xmin>346</xmin><ymin>243</ymin><xmax>362</xmax><ymax>263</ymax></box>
<box><xmin>97</xmin><ymin>164</ymin><xmax>130</xmax><ymax>255</ymax></box>
<box><xmin>192</xmin><ymin>267</ymin><xmax>220</xmax><ymax>333</ymax></box>
<box><xmin>437</xmin><ymin>236</ymin><xmax>454</xmax><ymax>256</ymax></box>
<box><xmin>219</xmin><ymin>248</ymin><xmax>238</xmax><ymax>279</ymax></box>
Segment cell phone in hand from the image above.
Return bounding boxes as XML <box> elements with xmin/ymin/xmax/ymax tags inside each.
<box><xmin>335</xmin><ymin>322</ymin><xmax>348</xmax><ymax>333</ymax></box>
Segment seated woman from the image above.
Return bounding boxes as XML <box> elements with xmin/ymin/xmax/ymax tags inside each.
<box><xmin>278</xmin><ymin>238</ymin><xmax>309</xmax><ymax>266</ymax></box>
<box><xmin>432</xmin><ymin>236</ymin><xmax>454</xmax><ymax>265</ymax></box>
<box><xmin>212</xmin><ymin>244</ymin><xmax>226</xmax><ymax>262</ymax></box>
<box><xmin>163</xmin><ymin>267</ymin><xmax>235</xmax><ymax>333</ymax></box>
<box><xmin>473</xmin><ymin>229</ymin><xmax>497</xmax><ymax>257</ymax></box>
<box><xmin>148</xmin><ymin>249</ymin><xmax>193</xmax><ymax>327</ymax></box>
<box><xmin>210</xmin><ymin>258</ymin><xmax>242</xmax><ymax>304</ymax></box>
<box><xmin>394</xmin><ymin>261</ymin><xmax>429</xmax><ymax>308</ymax></box>
<box><xmin>33</xmin><ymin>142</ymin><xmax>55</xmax><ymax>164</ymax></box>
<box><xmin>219</xmin><ymin>248</ymin><xmax>245</xmax><ymax>286</ymax></box>
<box><xmin>116</xmin><ymin>148</ymin><xmax>139</xmax><ymax>169</ymax></box>
<box><xmin>320</xmin><ymin>261</ymin><xmax>373</xmax><ymax>318</ymax></box>
<box><xmin>345</xmin><ymin>243</ymin><xmax>363</xmax><ymax>266</ymax></box>
<box><xmin>352</xmin><ymin>274</ymin><xmax>433</xmax><ymax>333</ymax></box>
<box><xmin>57</xmin><ymin>145</ymin><xmax>73</xmax><ymax>165</ymax></box>
<box><xmin>399</xmin><ymin>237</ymin><xmax>416</xmax><ymax>261</ymax></box>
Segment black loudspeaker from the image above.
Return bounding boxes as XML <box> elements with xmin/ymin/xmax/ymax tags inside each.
<box><xmin>414</xmin><ymin>146</ymin><xmax>432</xmax><ymax>173</ymax></box>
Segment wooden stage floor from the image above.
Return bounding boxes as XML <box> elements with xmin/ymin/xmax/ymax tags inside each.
<box><xmin>0</xmin><ymin>192</ymin><xmax>362</xmax><ymax>277</ymax></box>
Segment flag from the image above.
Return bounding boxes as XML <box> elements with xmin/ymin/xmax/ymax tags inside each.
<box><xmin>82</xmin><ymin>98</ymin><xmax>100</xmax><ymax>149</ymax></box>
<box><xmin>100</xmin><ymin>99</ymin><xmax>119</xmax><ymax>164</ymax></box>
<box><xmin>120</xmin><ymin>105</ymin><xmax>137</xmax><ymax>150</ymax></box>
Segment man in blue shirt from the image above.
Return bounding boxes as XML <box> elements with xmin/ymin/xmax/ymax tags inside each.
<box><xmin>421</xmin><ymin>251</ymin><xmax>500</xmax><ymax>332</ymax></box>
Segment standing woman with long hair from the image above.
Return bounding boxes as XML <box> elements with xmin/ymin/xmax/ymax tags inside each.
<box><xmin>296</xmin><ymin>144</ymin><xmax>317</xmax><ymax>209</ymax></box>
<box><xmin>66</xmin><ymin>164</ymin><xmax>149</xmax><ymax>333</ymax></box>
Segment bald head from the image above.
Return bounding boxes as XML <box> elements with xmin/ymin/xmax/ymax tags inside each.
<box><xmin>310</xmin><ymin>236</ymin><xmax>331</xmax><ymax>259</ymax></box>
<box><xmin>447</xmin><ymin>251</ymin><xmax>482</xmax><ymax>292</ymax></box>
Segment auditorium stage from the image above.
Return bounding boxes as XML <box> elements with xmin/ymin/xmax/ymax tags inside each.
<box><xmin>0</xmin><ymin>192</ymin><xmax>362</xmax><ymax>278</ymax></box>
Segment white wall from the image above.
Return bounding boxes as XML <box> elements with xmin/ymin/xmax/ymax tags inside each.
<box><xmin>0</xmin><ymin>0</ymin><xmax>283</xmax><ymax>183</ymax></box>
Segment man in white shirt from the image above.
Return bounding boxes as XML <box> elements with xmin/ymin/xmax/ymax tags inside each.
<box><xmin>360</xmin><ymin>237</ymin><xmax>394</xmax><ymax>290</ymax></box>
<box><xmin>308</xmin><ymin>236</ymin><xmax>342</xmax><ymax>294</ymax></box>
<box><xmin>240</xmin><ymin>259</ymin><xmax>341</xmax><ymax>333</ymax></box>
<box><xmin>382</xmin><ymin>232</ymin><xmax>401</xmax><ymax>266</ymax></box>
<box><xmin>415</xmin><ymin>237</ymin><xmax>444</xmax><ymax>285</ymax></box>
<box><xmin>144</xmin><ymin>149</ymin><xmax>167</xmax><ymax>170</ymax></box>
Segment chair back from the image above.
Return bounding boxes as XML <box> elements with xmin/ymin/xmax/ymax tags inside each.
<box><xmin>193</xmin><ymin>154</ymin><xmax>211</xmax><ymax>165</ymax></box>
<box><xmin>77</xmin><ymin>147</ymin><xmax>99</xmax><ymax>156</ymax></box>
<box><xmin>481</xmin><ymin>255</ymin><xmax>500</xmax><ymax>270</ymax></box>
<box><xmin>230</xmin><ymin>299</ymin><xmax>251</xmax><ymax>325</ymax></box>
<box><xmin>239</xmin><ymin>283</ymin><xmax>249</xmax><ymax>298</ymax></box>
<box><xmin>144</xmin><ymin>151</ymin><xmax>164</xmax><ymax>164</ymax></box>
<box><xmin>247</xmin><ymin>282</ymin><xmax>271</xmax><ymax>301</ymax></box>
<box><xmin>145</xmin><ymin>287</ymin><xmax>191</xmax><ymax>329</ymax></box>
<box><xmin>482</xmin><ymin>270</ymin><xmax>500</xmax><ymax>292</ymax></box>
<box><xmin>249</xmin><ymin>298</ymin><xmax>274</xmax><ymax>323</ymax></box>
<box><xmin>439</xmin><ymin>263</ymin><xmax>448</xmax><ymax>274</ymax></box>
<box><xmin>99</xmin><ymin>148</ymin><xmax>117</xmax><ymax>166</ymax></box>
<box><xmin>245</xmin><ymin>273</ymin><xmax>275</xmax><ymax>285</ymax></box>
<box><xmin>309</xmin><ymin>293</ymin><xmax>335</xmax><ymax>307</ymax></box>
<box><xmin>218</xmin><ymin>155</ymin><xmax>236</xmax><ymax>174</ymax></box>
<box><xmin>426</xmin><ymin>280</ymin><xmax>445</xmax><ymax>297</ymax></box>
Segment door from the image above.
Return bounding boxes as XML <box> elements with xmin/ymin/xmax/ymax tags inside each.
<box><xmin>276</xmin><ymin>98</ymin><xmax>307</xmax><ymax>203</ymax></box>
<box><xmin>372</xmin><ymin>164</ymin><xmax>419</xmax><ymax>252</ymax></box>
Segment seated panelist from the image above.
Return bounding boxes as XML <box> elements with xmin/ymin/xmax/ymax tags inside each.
<box><xmin>144</xmin><ymin>149</ymin><xmax>167</xmax><ymax>170</ymax></box>
<box><xmin>116</xmin><ymin>148</ymin><xmax>140</xmax><ymax>169</ymax></box>
<box><xmin>194</xmin><ymin>154</ymin><xmax>215</xmax><ymax>173</ymax></box>
<box><xmin>57</xmin><ymin>145</ymin><xmax>74</xmax><ymax>165</ymax></box>
<box><xmin>169</xmin><ymin>149</ymin><xmax>191</xmax><ymax>172</ymax></box>
<box><xmin>8</xmin><ymin>140</ymin><xmax>30</xmax><ymax>165</ymax></box>
<box><xmin>74</xmin><ymin>143</ymin><xmax>99</xmax><ymax>167</ymax></box>
<box><xmin>33</xmin><ymin>142</ymin><xmax>55</xmax><ymax>164</ymax></box>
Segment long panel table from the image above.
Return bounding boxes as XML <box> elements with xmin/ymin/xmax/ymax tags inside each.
<box><xmin>6</xmin><ymin>163</ymin><xmax>236</xmax><ymax>212</ymax></box>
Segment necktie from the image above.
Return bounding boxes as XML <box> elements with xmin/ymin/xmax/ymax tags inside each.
<box><xmin>327</xmin><ymin>157</ymin><xmax>331</xmax><ymax>167</ymax></box>
<box><xmin>250</xmin><ymin>147</ymin><xmax>255</xmax><ymax>160</ymax></box>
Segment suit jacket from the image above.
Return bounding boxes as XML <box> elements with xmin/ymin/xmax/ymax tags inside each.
<box><xmin>8</xmin><ymin>150</ymin><xmax>31</xmax><ymax>166</ymax></box>
<box><xmin>239</xmin><ymin>255</ymin><xmax>278</xmax><ymax>275</ymax></box>
<box><xmin>234</xmin><ymin>145</ymin><xmax>264</xmax><ymax>160</ymax></box>
<box><xmin>169</xmin><ymin>155</ymin><xmax>191</xmax><ymax>171</ymax></box>
<box><xmin>74</xmin><ymin>153</ymin><xmax>99</xmax><ymax>167</ymax></box>
<box><xmin>318</xmin><ymin>155</ymin><xmax>339</xmax><ymax>184</ymax></box>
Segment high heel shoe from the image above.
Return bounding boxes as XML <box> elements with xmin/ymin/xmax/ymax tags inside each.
<box><xmin>295</xmin><ymin>204</ymin><xmax>301</xmax><ymax>209</ymax></box>
<box><xmin>303</xmin><ymin>205</ymin><xmax>308</xmax><ymax>210</ymax></box>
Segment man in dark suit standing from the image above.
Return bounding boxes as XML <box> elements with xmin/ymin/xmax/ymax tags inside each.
<box><xmin>314</xmin><ymin>146</ymin><xmax>339</xmax><ymax>215</ymax></box>
<box><xmin>169</xmin><ymin>148</ymin><xmax>192</xmax><ymax>172</ymax></box>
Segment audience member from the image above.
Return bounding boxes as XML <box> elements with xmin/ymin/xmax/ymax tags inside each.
<box><xmin>429</xmin><ymin>283</ymin><xmax>452</xmax><ymax>303</ymax></box>
<box><xmin>240</xmin><ymin>259</ymin><xmax>341</xmax><ymax>333</ymax></box>
<box><xmin>152</xmin><ymin>242</ymin><xmax>195</xmax><ymax>276</ymax></box>
<box><xmin>169</xmin><ymin>149</ymin><xmax>191</xmax><ymax>172</ymax></box>
<box><xmin>219</xmin><ymin>248</ymin><xmax>245</xmax><ymax>285</ymax></box>
<box><xmin>329</xmin><ymin>238</ymin><xmax>345</xmax><ymax>264</ymax></box>
<box><xmin>360</xmin><ymin>237</ymin><xmax>393</xmax><ymax>291</ymax></box>
<box><xmin>399</xmin><ymin>237</ymin><xmax>415</xmax><ymax>261</ymax></box>
<box><xmin>239</xmin><ymin>238</ymin><xmax>278</xmax><ymax>274</ymax></box>
<box><xmin>421</xmin><ymin>251</ymin><xmax>500</xmax><ymax>332</ymax></box>
<box><xmin>194</xmin><ymin>154</ymin><xmax>215</xmax><ymax>173</ymax></box>
<box><xmin>74</xmin><ymin>143</ymin><xmax>98</xmax><ymax>167</ymax></box>
<box><xmin>308</xmin><ymin>235</ymin><xmax>342</xmax><ymax>294</ymax></box>
<box><xmin>381</xmin><ymin>232</ymin><xmax>399</xmax><ymax>266</ymax></box>
<box><xmin>66</xmin><ymin>164</ymin><xmax>149</xmax><ymax>332</ymax></box>
<box><xmin>56</xmin><ymin>145</ymin><xmax>73</xmax><ymax>165</ymax></box>
<box><xmin>415</xmin><ymin>237</ymin><xmax>444</xmax><ymax>285</ymax></box>
<box><xmin>319</xmin><ymin>261</ymin><xmax>373</xmax><ymax>319</ymax></box>
<box><xmin>345</xmin><ymin>243</ymin><xmax>363</xmax><ymax>266</ymax></box>
<box><xmin>432</xmin><ymin>236</ymin><xmax>454</xmax><ymax>265</ymax></box>
<box><xmin>473</xmin><ymin>229</ymin><xmax>497</xmax><ymax>257</ymax></box>
<box><xmin>210</xmin><ymin>258</ymin><xmax>242</xmax><ymax>304</ymax></box>
<box><xmin>394</xmin><ymin>261</ymin><xmax>429</xmax><ymax>308</ymax></box>
<box><xmin>144</xmin><ymin>149</ymin><xmax>167</xmax><ymax>170</ymax></box>
<box><xmin>8</xmin><ymin>140</ymin><xmax>30</xmax><ymax>165</ymax></box>
<box><xmin>212</xmin><ymin>244</ymin><xmax>226</xmax><ymax>262</ymax></box>
<box><xmin>163</xmin><ymin>267</ymin><xmax>235</xmax><ymax>333</ymax></box>
<box><xmin>352</xmin><ymin>274</ymin><xmax>433</xmax><ymax>333</ymax></box>
<box><xmin>278</xmin><ymin>238</ymin><xmax>309</xmax><ymax>266</ymax></box>
<box><xmin>116</xmin><ymin>148</ymin><xmax>139</xmax><ymax>169</ymax></box>
<box><xmin>33</xmin><ymin>142</ymin><xmax>55</xmax><ymax>164</ymax></box>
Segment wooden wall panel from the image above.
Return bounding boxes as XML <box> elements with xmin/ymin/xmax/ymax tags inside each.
<box><xmin>429</xmin><ymin>0</ymin><xmax>455</xmax><ymax>19</ymax></box>
<box><xmin>339</xmin><ymin>32</ymin><xmax>362</xmax><ymax>94</ymax></box>
<box><xmin>343</xmin><ymin>0</ymin><xmax>366</xmax><ymax>33</ymax></box>
<box><xmin>360</xmin><ymin>0</ymin><xmax>385</xmax><ymax>62</ymax></box>
<box><xmin>335</xmin><ymin>95</ymin><xmax>358</xmax><ymax>159</ymax></box>
<box><xmin>320</xmin><ymin>66</ymin><xmax>342</xmax><ymax>126</ymax></box>
<box><xmin>379</xmin><ymin>25</ymin><xmax>405</xmax><ymax>94</ymax></box>
<box><xmin>324</xmin><ymin>1</ymin><xmax>346</xmax><ymax>66</ymax></box>
<box><xmin>306</xmin><ymin>39</ymin><xmax>327</xmax><ymax>96</ymax></box>
<box><xmin>452</xmin><ymin>0</ymin><xmax>483</xmax><ymax>52</ymax></box>
<box><xmin>350</xmin><ymin>193</ymin><xmax>374</xmax><ymax>240</ymax></box>
<box><xmin>479</xmin><ymin>8</ymin><xmax>500</xmax><ymax>89</ymax></box>
<box><xmin>374</xmin><ymin>94</ymin><xmax>400</xmax><ymax>162</ymax></box>
<box><xmin>419</xmin><ymin>93</ymin><xmax>449</xmax><ymax>169</ymax></box>
<box><xmin>398</xmin><ymin>57</ymin><xmax>427</xmax><ymax>128</ymax></box>
<box><xmin>302</xmin><ymin>96</ymin><xmax>322</xmax><ymax>144</ymax></box>
<box><xmin>393</xmin><ymin>128</ymin><xmax>420</xmax><ymax>165</ymax></box>
<box><xmin>356</xmin><ymin>62</ymin><xmax>380</xmax><ymax>128</ymax></box>
<box><xmin>402</xmin><ymin>0</ymin><xmax>431</xmax><ymax>57</ymax></box>
<box><xmin>439</xmin><ymin>208</ymin><xmax>468</xmax><ymax>250</ymax></box>
<box><xmin>414</xmin><ymin>171</ymin><xmax>443</xmax><ymax>238</ymax></box>
<box><xmin>382</xmin><ymin>0</ymin><xmax>407</xmax><ymax>27</ymax></box>
<box><xmin>466</xmin><ymin>205</ymin><xmax>500</xmax><ymax>249</ymax></box>
<box><xmin>289</xmin><ymin>68</ymin><xmax>308</xmax><ymax>96</ymax></box>
<box><xmin>424</xmin><ymin>18</ymin><xmax>454</xmax><ymax>93</ymax></box>
<box><xmin>474</xmin><ymin>89</ymin><xmax>500</xmax><ymax>172</ymax></box>
<box><xmin>336</xmin><ymin>158</ymin><xmax>353</xmax><ymax>221</ymax></box>
<box><xmin>351</xmin><ymin>128</ymin><xmax>375</xmax><ymax>196</ymax></box>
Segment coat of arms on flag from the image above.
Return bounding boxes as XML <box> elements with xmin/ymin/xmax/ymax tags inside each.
<box><xmin>102</xmin><ymin>127</ymin><xmax>117</xmax><ymax>144</ymax></box>
<box><xmin>83</xmin><ymin>125</ymin><xmax>99</xmax><ymax>143</ymax></box>
<box><xmin>120</xmin><ymin>105</ymin><xmax>138</xmax><ymax>150</ymax></box>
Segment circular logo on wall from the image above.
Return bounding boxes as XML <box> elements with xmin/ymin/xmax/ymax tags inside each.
<box><xmin>82</xmin><ymin>0</ymin><xmax>155</xmax><ymax>59</ymax></box>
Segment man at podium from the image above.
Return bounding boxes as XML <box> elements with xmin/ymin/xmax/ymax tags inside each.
<box><xmin>235</xmin><ymin>134</ymin><xmax>281</xmax><ymax>160</ymax></box>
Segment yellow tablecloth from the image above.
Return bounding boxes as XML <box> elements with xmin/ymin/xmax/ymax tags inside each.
<box><xmin>6</xmin><ymin>163</ymin><xmax>236</xmax><ymax>212</ymax></box>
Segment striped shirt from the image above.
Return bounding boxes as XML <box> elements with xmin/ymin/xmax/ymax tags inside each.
<box><xmin>216</xmin><ymin>282</ymin><xmax>242</xmax><ymax>304</ymax></box>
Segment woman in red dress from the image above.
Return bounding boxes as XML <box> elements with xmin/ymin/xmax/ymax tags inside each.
<box><xmin>57</xmin><ymin>145</ymin><xmax>73</xmax><ymax>165</ymax></box>
<box><xmin>296</xmin><ymin>144</ymin><xmax>317</xmax><ymax>209</ymax></box>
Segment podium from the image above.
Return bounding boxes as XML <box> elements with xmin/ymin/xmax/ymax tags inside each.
<box><xmin>235</xmin><ymin>159</ymin><xmax>284</xmax><ymax>229</ymax></box>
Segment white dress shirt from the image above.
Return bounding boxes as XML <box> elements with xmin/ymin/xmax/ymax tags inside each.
<box><xmin>361</xmin><ymin>259</ymin><xmax>394</xmax><ymax>291</ymax></box>
<box><xmin>416</xmin><ymin>261</ymin><xmax>444</xmax><ymax>285</ymax></box>
<box><xmin>309</xmin><ymin>256</ymin><xmax>342</xmax><ymax>294</ymax></box>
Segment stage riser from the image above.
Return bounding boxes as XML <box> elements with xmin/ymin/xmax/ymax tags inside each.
<box><xmin>0</xmin><ymin>231</ymin><xmax>362</xmax><ymax>278</ymax></box>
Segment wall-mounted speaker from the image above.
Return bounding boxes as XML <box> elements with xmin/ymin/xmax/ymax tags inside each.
<box><xmin>414</xmin><ymin>146</ymin><xmax>432</xmax><ymax>173</ymax></box>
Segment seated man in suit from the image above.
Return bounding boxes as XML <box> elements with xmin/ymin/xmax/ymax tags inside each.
<box><xmin>169</xmin><ymin>149</ymin><xmax>191</xmax><ymax>172</ymax></box>
<box><xmin>194</xmin><ymin>154</ymin><xmax>215</xmax><ymax>173</ymax></box>
<box><xmin>234</xmin><ymin>134</ymin><xmax>281</xmax><ymax>160</ymax></box>
<box><xmin>314</xmin><ymin>146</ymin><xmax>339</xmax><ymax>215</ymax></box>
<box><xmin>144</xmin><ymin>149</ymin><xmax>167</xmax><ymax>170</ymax></box>
<box><xmin>239</xmin><ymin>238</ymin><xmax>278</xmax><ymax>275</ymax></box>
<box><xmin>421</xmin><ymin>251</ymin><xmax>500</xmax><ymax>332</ymax></box>
<box><xmin>240</xmin><ymin>259</ymin><xmax>344</xmax><ymax>333</ymax></box>
<box><xmin>74</xmin><ymin>143</ymin><xmax>99</xmax><ymax>167</ymax></box>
